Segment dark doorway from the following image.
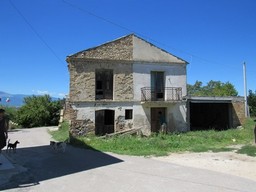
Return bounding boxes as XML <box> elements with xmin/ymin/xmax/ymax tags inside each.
<box><xmin>95</xmin><ymin>110</ymin><xmax>115</xmax><ymax>136</ymax></box>
<box><xmin>151</xmin><ymin>71</ymin><xmax>165</xmax><ymax>101</ymax></box>
<box><xmin>95</xmin><ymin>69</ymin><xmax>113</xmax><ymax>100</ymax></box>
<box><xmin>151</xmin><ymin>108</ymin><xmax>166</xmax><ymax>133</ymax></box>
<box><xmin>190</xmin><ymin>102</ymin><xmax>231</xmax><ymax>131</ymax></box>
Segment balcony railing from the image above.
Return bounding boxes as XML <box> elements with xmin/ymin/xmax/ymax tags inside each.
<box><xmin>141</xmin><ymin>87</ymin><xmax>182</xmax><ymax>102</ymax></box>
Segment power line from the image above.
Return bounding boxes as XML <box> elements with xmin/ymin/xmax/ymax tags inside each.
<box><xmin>9</xmin><ymin>0</ymin><xmax>64</xmax><ymax>65</ymax></box>
<box><xmin>9</xmin><ymin>0</ymin><xmax>250</xmax><ymax>71</ymax></box>
<box><xmin>62</xmin><ymin>0</ymin><xmax>135</xmax><ymax>35</ymax></box>
<box><xmin>62</xmin><ymin>0</ymin><xmax>224</xmax><ymax>66</ymax></box>
<box><xmin>62</xmin><ymin>0</ymin><xmax>188</xmax><ymax>54</ymax></box>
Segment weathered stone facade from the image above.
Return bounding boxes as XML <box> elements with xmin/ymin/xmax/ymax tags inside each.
<box><xmin>68</xmin><ymin>60</ymin><xmax>133</xmax><ymax>102</ymax></box>
<box><xmin>66</xmin><ymin>34</ymin><xmax>188</xmax><ymax>136</ymax></box>
<box><xmin>232</xmin><ymin>99</ymin><xmax>246</xmax><ymax>127</ymax></box>
<box><xmin>114</xmin><ymin>63</ymin><xmax>133</xmax><ymax>100</ymax></box>
<box><xmin>63</xmin><ymin>97</ymin><xmax>72</xmax><ymax>121</ymax></box>
<box><xmin>71</xmin><ymin>35</ymin><xmax>133</xmax><ymax>60</ymax></box>
<box><xmin>115</xmin><ymin>115</ymin><xmax>133</xmax><ymax>132</ymax></box>
<box><xmin>68</xmin><ymin>61</ymin><xmax>95</xmax><ymax>102</ymax></box>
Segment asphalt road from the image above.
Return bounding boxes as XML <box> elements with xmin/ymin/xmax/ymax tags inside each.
<box><xmin>0</xmin><ymin>127</ymin><xmax>255</xmax><ymax>192</ymax></box>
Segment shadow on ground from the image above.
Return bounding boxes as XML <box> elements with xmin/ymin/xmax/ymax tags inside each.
<box><xmin>0</xmin><ymin>140</ymin><xmax>123</xmax><ymax>190</ymax></box>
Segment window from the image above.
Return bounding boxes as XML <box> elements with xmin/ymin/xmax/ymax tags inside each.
<box><xmin>95</xmin><ymin>69</ymin><xmax>113</xmax><ymax>100</ymax></box>
<box><xmin>125</xmin><ymin>109</ymin><xmax>133</xmax><ymax>120</ymax></box>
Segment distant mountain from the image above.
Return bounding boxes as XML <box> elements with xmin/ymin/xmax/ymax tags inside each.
<box><xmin>0</xmin><ymin>91</ymin><xmax>60</xmax><ymax>107</ymax></box>
<box><xmin>0</xmin><ymin>91</ymin><xmax>26</xmax><ymax>107</ymax></box>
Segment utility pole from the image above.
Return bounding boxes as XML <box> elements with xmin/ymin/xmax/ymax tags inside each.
<box><xmin>243</xmin><ymin>62</ymin><xmax>248</xmax><ymax>117</ymax></box>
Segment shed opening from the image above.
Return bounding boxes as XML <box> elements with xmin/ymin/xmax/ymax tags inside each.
<box><xmin>189</xmin><ymin>103</ymin><xmax>231</xmax><ymax>131</ymax></box>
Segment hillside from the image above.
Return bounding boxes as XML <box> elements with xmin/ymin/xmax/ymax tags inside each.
<box><xmin>0</xmin><ymin>91</ymin><xmax>60</xmax><ymax>107</ymax></box>
<box><xmin>0</xmin><ymin>91</ymin><xmax>28</xmax><ymax>107</ymax></box>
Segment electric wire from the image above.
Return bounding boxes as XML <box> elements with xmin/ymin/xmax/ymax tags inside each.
<box><xmin>9</xmin><ymin>0</ymin><xmax>64</xmax><ymax>65</ymax></box>
<box><xmin>62</xmin><ymin>0</ymin><xmax>229</xmax><ymax>67</ymax></box>
<box><xmin>62</xmin><ymin>2</ymin><xmax>256</xmax><ymax>75</ymax></box>
<box><xmin>9</xmin><ymin>0</ymin><xmax>253</xmax><ymax>74</ymax></box>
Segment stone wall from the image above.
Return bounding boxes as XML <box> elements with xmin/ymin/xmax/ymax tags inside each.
<box><xmin>69</xmin><ymin>104</ymin><xmax>95</xmax><ymax>136</ymax></box>
<box><xmin>68</xmin><ymin>61</ymin><xmax>95</xmax><ymax>101</ymax></box>
<box><xmin>114</xmin><ymin>63</ymin><xmax>133</xmax><ymax>100</ymax></box>
<box><xmin>66</xmin><ymin>34</ymin><xmax>188</xmax><ymax>137</ymax></box>
<box><xmin>63</xmin><ymin>97</ymin><xmax>72</xmax><ymax>121</ymax></box>
<box><xmin>68</xmin><ymin>60</ymin><xmax>133</xmax><ymax>102</ymax></box>
<box><xmin>232</xmin><ymin>100</ymin><xmax>246</xmax><ymax>127</ymax></box>
<box><xmin>72</xmin><ymin>35</ymin><xmax>133</xmax><ymax>60</ymax></box>
<box><xmin>115</xmin><ymin>115</ymin><xmax>133</xmax><ymax>132</ymax></box>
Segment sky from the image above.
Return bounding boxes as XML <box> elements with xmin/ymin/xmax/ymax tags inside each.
<box><xmin>1</xmin><ymin>0</ymin><xmax>255</xmax><ymax>98</ymax></box>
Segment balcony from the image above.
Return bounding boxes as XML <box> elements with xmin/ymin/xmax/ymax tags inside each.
<box><xmin>141</xmin><ymin>87</ymin><xmax>182</xmax><ymax>102</ymax></box>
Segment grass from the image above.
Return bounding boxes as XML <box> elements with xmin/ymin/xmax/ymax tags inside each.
<box><xmin>237</xmin><ymin>145</ymin><xmax>256</xmax><ymax>157</ymax></box>
<box><xmin>50</xmin><ymin>118</ymin><xmax>256</xmax><ymax>157</ymax></box>
<box><xmin>50</xmin><ymin>121</ymin><xmax>69</xmax><ymax>142</ymax></box>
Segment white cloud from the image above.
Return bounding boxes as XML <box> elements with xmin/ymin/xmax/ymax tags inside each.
<box><xmin>32</xmin><ymin>90</ymin><xmax>67</xmax><ymax>98</ymax></box>
<box><xmin>58</xmin><ymin>93</ymin><xmax>67</xmax><ymax>98</ymax></box>
<box><xmin>37</xmin><ymin>90</ymin><xmax>50</xmax><ymax>95</ymax></box>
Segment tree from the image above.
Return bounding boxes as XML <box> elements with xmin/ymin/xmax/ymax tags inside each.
<box><xmin>248</xmin><ymin>90</ymin><xmax>256</xmax><ymax>117</ymax></box>
<box><xmin>0</xmin><ymin>105</ymin><xmax>18</xmax><ymax>122</ymax></box>
<box><xmin>187</xmin><ymin>80</ymin><xmax>238</xmax><ymax>97</ymax></box>
<box><xmin>16</xmin><ymin>95</ymin><xmax>62</xmax><ymax>128</ymax></box>
<box><xmin>187</xmin><ymin>81</ymin><xmax>203</xmax><ymax>96</ymax></box>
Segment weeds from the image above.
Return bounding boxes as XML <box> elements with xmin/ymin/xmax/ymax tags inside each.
<box><xmin>50</xmin><ymin>118</ymin><xmax>256</xmax><ymax>156</ymax></box>
<box><xmin>237</xmin><ymin>145</ymin><xmax>256</xmax><ymax>157</ymax></box>
<box><xmin>50</xmin><ymin>121</ymin><xmax>69</xmax><ymax>142</ymax></box>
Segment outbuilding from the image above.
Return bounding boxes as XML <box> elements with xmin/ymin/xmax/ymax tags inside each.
<box><xmin>187</xmin><ymin>96</ymin><xmax>246</xmax><ymax>131</ymax></box>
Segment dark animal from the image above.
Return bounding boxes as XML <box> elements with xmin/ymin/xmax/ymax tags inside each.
<box><xmin>7</xmin><ymin>139</ymin><xmax>20</xmax><ymax>153</ymax></box>
<box><xmin>50</xmin><ymin>141</ymin><xmax>66</xmax><ymax>153</ymax></box>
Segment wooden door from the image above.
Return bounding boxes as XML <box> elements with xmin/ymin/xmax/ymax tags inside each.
<box><xmin>151</xmin><ymin>108</ymin><xmax>166</xmax><ymax>133</ymax></box>
<box><xmin>95</xmin><ymin>110</ymin><xmax>115</xmax><ymax>136</ymax></box>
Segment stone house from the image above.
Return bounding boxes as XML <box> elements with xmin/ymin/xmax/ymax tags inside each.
<box><xmin>66</xmin><ymin>34</ymin><xmax>188</xmax><ymax>136</ymax></box>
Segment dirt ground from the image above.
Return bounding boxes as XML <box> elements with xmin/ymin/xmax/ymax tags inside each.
<box><xmin>153</xmin><ymin>148</ymin><xmax>256</xmax><ymax>181</ymax></box>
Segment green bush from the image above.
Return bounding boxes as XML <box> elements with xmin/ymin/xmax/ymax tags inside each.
<box><xmin>248</xmin><ymin>90</ymin><xmax>256</xmax><ymax>117</ymax></box>
<box><xmin>0</xmin><ymin>105</ymin><xmax>18</xmax><ymax>121</ymax></box>
<box><xmin>16</xmin><ymin>95</ymin><xmax>62</xmax><ymax>128</ymax></box>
